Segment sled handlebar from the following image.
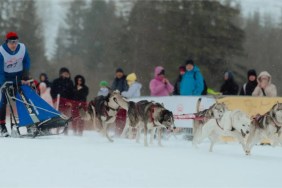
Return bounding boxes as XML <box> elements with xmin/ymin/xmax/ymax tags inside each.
<box><xmin>0</xmin><ymin>81</ymin><xmax>13</xmax><ymax>91</ymax></box>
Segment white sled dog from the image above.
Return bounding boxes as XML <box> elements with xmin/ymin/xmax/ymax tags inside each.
<box><xmin>80</xmin><ymin>90</ymin><xmax>128</xmax><ymax>142</ymax></box>
<box><xmin>194</xmin><ymin>109</ymin><xmax>251</xmax><ymax>152</ymax></box>
<box><xmin>245</xmin><ymin>102</ymin><xmax>282</xmax><ymax>155</ymax></box>
<box><xmin>192</xmin><ymin>98</ymin><xmax>227</xmax><ymax>147</ymax></box>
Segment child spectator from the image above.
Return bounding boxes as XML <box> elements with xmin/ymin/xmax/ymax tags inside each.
<box><xmin>173</xmin><ymin>66</ymin><xmax>186</xmax><ymax>95</ymax></box>
<box><xmin>97</xmin><ymin>81</ymin><xmax>110</xmax><ymax>97</ymax></box>
<box><xmin>122</xmin><ymin>73</ymin><xmax>142</xmax><ymax>98</ymax></box>
<box><xmin>39</xmin><ymin>82</ymin><xmax>54</xmax><ymax>107</ymax></box>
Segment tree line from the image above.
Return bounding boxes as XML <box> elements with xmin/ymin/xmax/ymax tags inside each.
<box><xmin>1</xmin><ymin>0</ymin><xmax>282</xmax><ymax>97</ymax></box>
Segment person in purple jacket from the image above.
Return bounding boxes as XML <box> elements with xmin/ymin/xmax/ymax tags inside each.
<box><xmin>149</xmin><ymin>66</ymin><xmax>174</xmax><ymax>96</ymax></box>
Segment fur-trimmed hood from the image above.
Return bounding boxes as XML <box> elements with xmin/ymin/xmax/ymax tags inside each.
<box><xmin>257</xmin><ymin>71</ymin><xmax>272</xmax><ymax>84</ymax></box>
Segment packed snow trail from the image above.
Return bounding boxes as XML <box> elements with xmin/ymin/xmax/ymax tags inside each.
<box><xmin>1</xmin><ymin>131</ymin><xmax>282</xmax><ymax>188</ymax></box>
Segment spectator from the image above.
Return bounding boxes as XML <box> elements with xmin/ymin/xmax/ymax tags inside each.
<box><xmin>97</xmin><ymin>81</ymin><xmax>110</xmax><ymax>97</ymax></box>
<box><xmin>149</xmin><ymin>66</ymin><xmax>174</xmax><ymax>96</ymax></box>
<box><xmin>71</xmin><ymin>75</ymin><xmax>89</xmax><ymax>136</ymax></box>
<box><xmin>173</xmin><ymin>66</ymin><xmax>186</xmax><ymax>95</ymax></box>
<box><xmin>37</xmin><ymin>73</ymin><xmax>51</xmax><ymax>94</ymax></box>
<box><xmin>122</xmin><ymin>73</ymin><xmax>142</xmax><ymax>98</ymax></box>
<box><xmin>252</xmin><ymin>71</ymin><xmax>277</xmax><ymax>97</ymax></box>
<box><xmin>180</xmin><ymin>59</ymin><xmax>204</xmax><ymax>96</ymax></box>
<box><xmin>38</xmin><ymin>73</ymin><xmax>51</xmax><ymax>88</ymax></box>
<box><xmin>51</xmin><ymin>67</ymin><xmax>74</xmax><ymax>135</ymax></box>
<box><xmin>111</xmin><ymin>68</ymin><xmax>129</xmax><ymax>136</ymax></box>
<box><xmin>239</xmin><ymin>69</ymin><xmax>258</xmax><ymax>96</ymax></box>
<box><xmin>111</xmin><ymin>68</ymin><xmax>128</xmax><ymax>93</ymax></box>
<box><xmin>39</xmin><ymin>82</ymin><xmax>54</xmax><ymax>107</ymax></box>
<box><xmin>220</xmin><ymin>71</ymin><xmax>239</xmax><ymax>95</ymax></box>
<box><xmin>51</xmin><ymin>67</ymin><xmax>74</xmax><ymax>102</ymax></box>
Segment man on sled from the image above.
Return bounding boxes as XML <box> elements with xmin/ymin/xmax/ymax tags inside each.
<box><xmin>0</xmin><ymin>32</ymin><xmax>30</xmax><ymax>137</ymax></box>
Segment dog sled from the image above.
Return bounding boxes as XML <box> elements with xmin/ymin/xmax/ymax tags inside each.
<box><xmin>0</xmin><ymin>81</ymin><xmax>71</xmax><ymax>138</ymax></box>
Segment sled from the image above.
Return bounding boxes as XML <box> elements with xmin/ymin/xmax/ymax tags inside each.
<box><xmin>0</xmin><ymin>81</ymin><xmax>71</xmax><ymax>138</ymax></box>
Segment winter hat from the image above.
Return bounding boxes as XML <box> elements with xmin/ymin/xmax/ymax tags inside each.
<box><xmin>6</xmin><ymin>32</ymin><xmax>18</xmax><ymax>40</ymax></box>
<box><xmin>126</xmin><ymin>73</ymin><xmax>137</xmax><ymax>81</ymax></box>
<box><xmin>99</xmin><ymin>81</ymin><xmax>109</xmax><ymax>87</ymax></box>
<box><xmin>59</xmin><ymin>67</ymin><xmax>70</xmax><ymax>75</ymax></box>
<box><xmin>185</xmin><ymin>59</ymin><xmax>194</xmax><ymax>66</ymax></box>
<box><xmin>116</xmin><ymin>68</ymin><xmax>124</xmax><ymax>73</ymax></box>
<box><xmin>179</xmin><ymin>66</ymin><xmax>186</xmax><ymax>72</ymax></box>
<box><xmin>247</xmin><ymin>69</ymin><xmax>257</xmax><ymax>78</ymax></box>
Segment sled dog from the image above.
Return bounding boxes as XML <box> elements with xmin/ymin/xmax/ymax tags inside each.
<box><xmin>194</xmin><ymin>109</ymin><xmax>251</xmax><ymax>153</ymax></box>
<box><xmin>80</xmin><ymin>90</ymin><xmax>127</xmax><ymax>142</ymax></box>
<box><xmin>134</xmin><ymin>102</ymin><xmax>175</xmax><ymax>146</ymax></box>
<box><xmin>192</xmin><ymin>98</ymin><xmax>227</xmax><ymax>146</ymax></box>
<box><xmin>120</xmin><ymin>100</ymin><xmax>151</xmax><ymax>139</ymax></box>
<box><xmin>245</xmin><ymin>102</ymin><xmax>282</xmax><ymax>155</ymax></box>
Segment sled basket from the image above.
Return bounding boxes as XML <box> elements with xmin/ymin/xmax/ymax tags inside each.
<box><xmin>1</xmin><ymin>82</ymin><xmax>71</xmax><ymax>138</ymax></box>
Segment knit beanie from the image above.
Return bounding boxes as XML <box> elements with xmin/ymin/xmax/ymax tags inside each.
<box><xmin>99</xmin><ymin>81</ymin><xmax>109</xmax><ymax>87</ymax></box>
<box><xmin>6</xmin><ymin>32</ymin><xmax>18</xmax><ymax>40</ymax></box>
<box><xmin>247</xmin><ymin>69</ymin><xmax>257</xmax><ymax>78</ymax></box>
<box><xmin>59</xmin><ymin>67</ymin><xmax>70</xmax><ymax>75</ymax></box>
<box><xmin>126</xmin><ymin>73</ymin><xmax>137</xmax><ymax>81</ymax></box>
<box><xmin>116</xmin><ymin>68</ymin><xmax>124</xmax><ymax>73</ymax></box>
<box><xmin>185</xmin><ymin>59</ymin><xmax>194</xmax><ymax>66</ymax></box>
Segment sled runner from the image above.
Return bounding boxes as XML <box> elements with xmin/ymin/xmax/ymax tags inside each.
<box><xmin>0</xmin><ymin>81</ymin><xmax>71</xmax><ymax>138</ymax></box>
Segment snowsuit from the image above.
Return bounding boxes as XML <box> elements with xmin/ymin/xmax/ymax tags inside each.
<box><xmin>180</xmin><ymin>65</ymin><xmax>204</xmax><ymax>96</ymax></box>
<box><xmin>252</xmin><ymin>71</ymin><xmax>277</xmax><ymax>97</ymax></box>
<box><xmin>0</xmin><ymin>42</ymin><xmax>30</xmax><ymax>133</ymax></box>
<box><xmin>149</xmin><ymin>66</ymin><xmax>174</xmax><ymax>96</ymax></box>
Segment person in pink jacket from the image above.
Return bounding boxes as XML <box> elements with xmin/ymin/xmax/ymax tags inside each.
<box><xmin>150</xmin><ymin>66</ymin><xmax>174</xmax><ymax>96</ymax></box>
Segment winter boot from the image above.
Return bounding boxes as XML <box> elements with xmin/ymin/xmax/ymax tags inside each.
<box><xmin>1</xmin><ymin>124</ymin><xmax>9</xmax><ymax>137</ymax></box>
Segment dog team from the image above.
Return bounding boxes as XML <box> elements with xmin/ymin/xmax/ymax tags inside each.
<box><xmin>79</xmin><ymin>88</ymin><xmax>282</xmax><ymax>156</ymax></box>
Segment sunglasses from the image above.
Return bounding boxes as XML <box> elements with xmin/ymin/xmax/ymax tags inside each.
<box><xmin>8</xmin><ymin>39</ymin><xmax>19</xmax><ymax>44</ymax></box>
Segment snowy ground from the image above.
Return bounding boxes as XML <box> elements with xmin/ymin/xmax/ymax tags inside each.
<box><xmin>1</xmin><ymin>131</ymin><xmax>282</xmax><ymax>188</ymax></box>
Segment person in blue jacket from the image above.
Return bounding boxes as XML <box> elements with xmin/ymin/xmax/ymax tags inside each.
<box><xmin>180</xmin><ymin>59</ymin><xmax>204</xmax><ymax>96</ymax></box>
<box><xmin>0</xmin><ymin>32</ymin><xmax>30</xmax><ymax>137</ymax></box>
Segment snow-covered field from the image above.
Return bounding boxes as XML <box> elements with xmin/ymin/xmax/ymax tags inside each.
<box><xmin>1</xmin><ymin>131</ymin><xmax>282</xmax><ymax>188</ymax></box>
